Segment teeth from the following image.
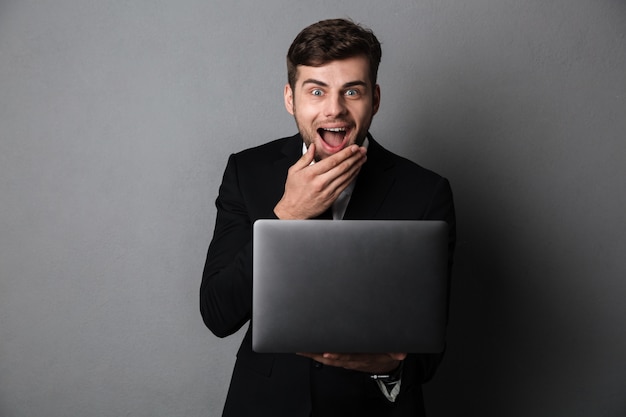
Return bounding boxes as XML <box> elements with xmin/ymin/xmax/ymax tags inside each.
<box><xmin>323</xmin><ymin>127</ymin><xmax>346</xmax><ymax>132</ymax></box>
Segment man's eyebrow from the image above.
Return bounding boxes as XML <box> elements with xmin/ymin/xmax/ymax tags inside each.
<box><xmin>343</xmin><ymin>81</ymin><xmax>368</xmax><ymax>89</ymax></box>
<box><xmin>301</xmin><ymin>79</ymin><xmax>329</xmax><ymax>87</ymax></box>
<box><xmin>300</xmin><ymin>79</ymin><xmax>368</xmax><ymax>89</ymax></box>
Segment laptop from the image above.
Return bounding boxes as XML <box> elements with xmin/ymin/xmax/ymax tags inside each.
<box><xmin>252</xmin><ymin>219</ymin><xmax>449</xmax><ymax>353</ymax></box>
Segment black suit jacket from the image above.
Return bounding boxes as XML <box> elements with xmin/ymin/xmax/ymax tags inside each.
<box><xmin>201</xmin><ymin>134</ymin><xmax>456</xmax><ymax>417</ymax></box>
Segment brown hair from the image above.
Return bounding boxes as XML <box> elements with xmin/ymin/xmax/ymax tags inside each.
<box><xmin>286</xmin><ymin>18</ymin><xmax>382</xmax><ymax>89</ymax></box>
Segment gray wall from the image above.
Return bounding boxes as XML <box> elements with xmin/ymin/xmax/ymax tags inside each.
<box><xmin>1</xmin><ymin>1</ymin><xmax>624</xmax><ymax>416</ymax></box>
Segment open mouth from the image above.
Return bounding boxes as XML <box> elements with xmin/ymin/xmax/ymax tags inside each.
<box><xmin>317</xmin><ymin>127</ymin><xmax>349</xmax><ymax>150</ymax></box>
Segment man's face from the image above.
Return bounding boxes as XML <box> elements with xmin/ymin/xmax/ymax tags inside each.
<box><xmin>284</xmin><ymin>56</ymin><xmax>380</xmax><ymax>161</ymax></box>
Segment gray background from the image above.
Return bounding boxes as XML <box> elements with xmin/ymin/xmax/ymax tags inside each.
<box><xmin>1</xmin><ymin>0</ymin><xmax>624</xmax><ymax>416</ymax></box>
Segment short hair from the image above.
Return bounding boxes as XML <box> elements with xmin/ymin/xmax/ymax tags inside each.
<box><xmin>286</xmin><ymin>18</ymin><xmax>382</xmax><ymax>89</ymax></box>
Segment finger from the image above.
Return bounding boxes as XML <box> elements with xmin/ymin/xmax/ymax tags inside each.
<box><xmin>297</xmin><ymin>147</ymin><xmax>364</xmax><ymax>207</ymax></box>
<box><xmin>322</xmin><ymin>353</ymin><xmax>364</xmax><ymax>363</ymax></box>
<box><xmin>309</xmin><ymin>144</ymin><xmax>361</xmax><ymax>175</ymax></box>
<box><xmin>322</xmin><ymin>151</ymin><xmax>366</xmax><ymax>197</ymax></box>
<box><xmin>317</xmin><ymin>149</ymin><xmax>365</xmax><ymax>189</ymax></box>
<box><xmin>388</xmin><ymin>353</ymin><xmax>408</xmax><ymax>361</ymax></box>
<box><xmin>298</xmin><ymin>353</ymin><xmax>343</xmax><ymax>367</ymax></box>
<box><xmin>322</xmin><ymin>353</ymin><xmax>343</xmax><ymax>360</ymax></box>
<box><xmin>296</xmin><ymin>352</ymin><xmax>323</xmax><ymax>361</ymax></box>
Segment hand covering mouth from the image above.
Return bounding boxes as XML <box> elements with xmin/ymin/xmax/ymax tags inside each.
<box><xmin>317</xmin><ymin>127</ymin><xmax>348</xmax><ymax>148</ymax></box>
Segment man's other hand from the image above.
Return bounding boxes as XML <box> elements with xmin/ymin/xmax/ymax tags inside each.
<box><xmin>297</xmin><ymin>352</ymin><xmax>406</xmax><ymax>374</ymax></box>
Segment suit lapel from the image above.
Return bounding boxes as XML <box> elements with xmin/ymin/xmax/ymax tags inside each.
<box><xmin>277</xmin><ymin>134</ymin><xmax>303</xmax><ymax>165</ymax></box>
<box><xmin>266</xmin><ymin>134</ymin><xmax>302</xmax><ymax>210</ymax></box>
<box><xmin>344</xmin><ymin>136</ymin><xmax>396</xmax><ymax>220</ymax></box>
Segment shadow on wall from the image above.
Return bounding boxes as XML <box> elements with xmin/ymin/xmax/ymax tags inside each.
<box><xmin>413</xmin><ymin>62</ymin><xmax>625</xmax><ymax>415</ymax></box>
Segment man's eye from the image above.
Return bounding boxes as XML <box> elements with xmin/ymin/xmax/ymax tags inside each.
<box><xmin>312</xmin><ymin>89</ymin><xmax>323</xmax><ymax>96</ymax></box>
<box><xmin>345</xmin><ymin>89</ymin><xmax>359</xmax><ymax>96</ymax></box>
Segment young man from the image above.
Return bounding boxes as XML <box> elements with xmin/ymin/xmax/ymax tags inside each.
<box><xmin>200</xmin><ymin>18</ymin><xmax>456</xmax><ymax>417</ymax></box>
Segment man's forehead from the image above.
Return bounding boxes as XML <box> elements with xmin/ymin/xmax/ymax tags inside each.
<box><xmin>293</xmin><ymin>57</ymin><xmax>372</xmax><ymax>87</ymax></box>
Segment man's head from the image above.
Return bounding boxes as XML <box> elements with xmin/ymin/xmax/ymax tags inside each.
<box><xmin>284</xmin><ymin>19</ymin><xmax>382</xmax><ymax>161</ymax></box>
<box><xmin>286</xmin><ymin>18</ymin><xmax>382</xmax><ymax>91</ymax></box>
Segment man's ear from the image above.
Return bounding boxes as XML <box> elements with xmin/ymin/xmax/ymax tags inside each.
<box><xmin>372</xmin><ymin>84</ymin><xmax>381</xmax><ymax>116</ymax></box>
<box><xmin>284</xmin><ymin>84</ymin><xmax>295</xmax><ymax>115</ymax></box>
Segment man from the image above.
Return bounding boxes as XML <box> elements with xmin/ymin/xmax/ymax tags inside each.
<box><xmin>200</xmin><ymin>18</ymin><xmax>455</xmax><ymax>417</ymax></box>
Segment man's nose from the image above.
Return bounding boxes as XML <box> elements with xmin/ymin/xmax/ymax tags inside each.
<box><xmin>323</xmin><ymin>94</ymin><xmax>347</xmax><ymax>117</ymax></box>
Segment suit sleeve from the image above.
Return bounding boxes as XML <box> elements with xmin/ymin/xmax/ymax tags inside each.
<box><xmin>424</xmin><ymin>177</ymin><xmax>456</xmax><ymax>275</ymax></box>
<box><xmin>200</xmin><ymin>154</ymin><xmax>260</xmax><ymax>338</ymax></box>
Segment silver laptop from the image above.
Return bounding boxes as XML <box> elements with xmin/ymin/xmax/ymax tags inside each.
<box><xmin>252</xmin><ymin>219</ymin><xmax>449</xmax><ymax>353</ymax></box>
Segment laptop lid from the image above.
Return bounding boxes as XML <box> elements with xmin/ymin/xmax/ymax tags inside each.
<box><xmin>252</xmin><ymin>219</ymin><xmax>449</xmax><ymax>353</ymax></box>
